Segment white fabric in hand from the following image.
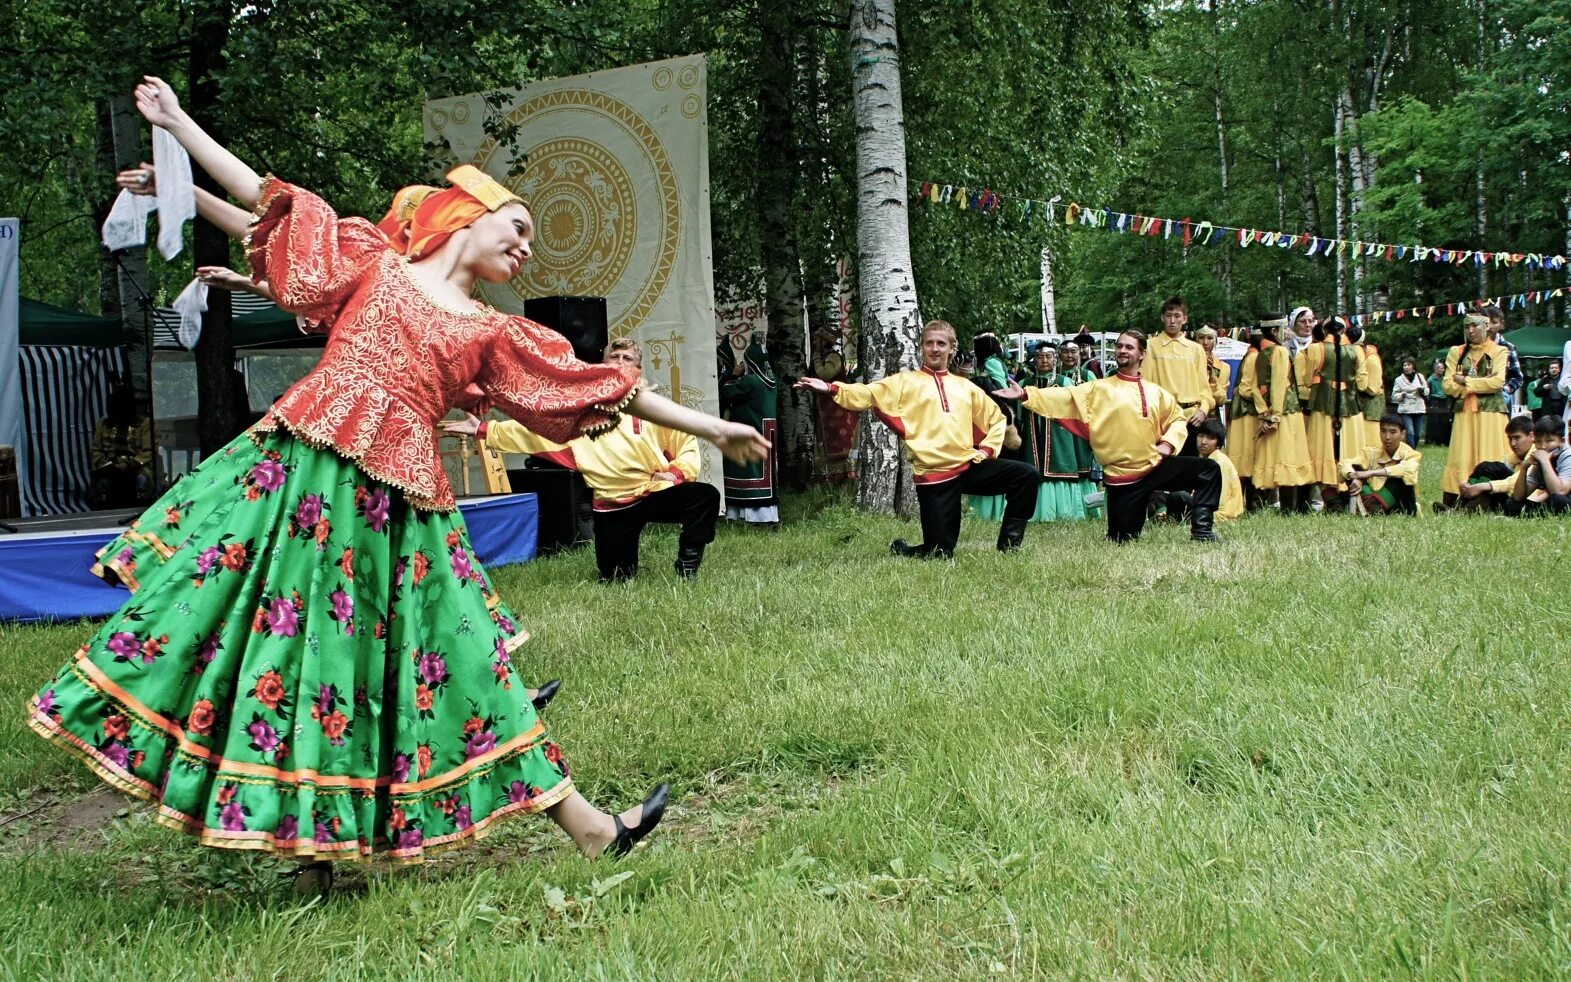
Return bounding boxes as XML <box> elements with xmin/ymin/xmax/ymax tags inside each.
<box><xmin>172</xmin><ymin>277</ymin><xmax>208</xmax><ymax>350</ymax></box>
<box><xmin>153</xmin><ymin>126</ymin><xmax>195</xmax><ymax>260</ymax></box>
<box><xmin>101</xmin><ymin>190</ymin><xmax>154</xmax><ymax>251</ymax></box>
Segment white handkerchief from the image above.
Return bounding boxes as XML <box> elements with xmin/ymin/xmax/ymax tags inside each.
<box><xmin>172</xmin><ymin>277</ymin><xmax>208</xmax><ymax>349</ymax></box>
<box><xmin>153</xmin><ymin>126</ymin><xmax>196</xmax><ymax>260</ymax></box>
<box><xmin>101</xmin><ymin>189</ymin><xmax>154</xmax><ymax>251</ymax></box>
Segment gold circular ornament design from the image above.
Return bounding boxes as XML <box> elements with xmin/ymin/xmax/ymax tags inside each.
<box><xmin>471</xmin><ymin>89</ymin><xmax>681</xmax><ymax>335</ymax></box>
<box><xmin>452</xmin><ymin>102</ymin><xmax>471</xmax><ymax>124</ymax></box>
<box><xmin>428</xmin><ymin>109</ymin><xmax>449</xmax><ymax>131</ymax></box>
<box><xmin>678</xmin><ymin>65</ymin><xmax>700</xmax><ymax>90</ymax></box>
<box><xmin>682</xmin><ymin>94</ymin><xmax>701</xmax><ymax>119</ymax></box>
<box><xmin>652</xmin><ymin>67</ymin><xmax>674</xmax><ymax>91</ymax></box>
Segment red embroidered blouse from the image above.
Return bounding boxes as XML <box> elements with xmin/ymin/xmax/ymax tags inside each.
<box><xmin>246</xmin><ymin>177</ymin><xmax>639</xmax><ymax>511</ymax></box>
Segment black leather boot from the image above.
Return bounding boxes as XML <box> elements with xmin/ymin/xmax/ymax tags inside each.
<box><xmin>1190</xmin><ymin>505</ymin><xmax>1222</xmax><ymax>543</ymax></box>
<box><xmin>996</xmin><ymin>517</ymin><xmax>1028</xmax><ymax>553</ymax></box>
<box><xmin>673</xmin><ymin>545</ymin><xmax>704</xmax><ymax>579</ymax></box>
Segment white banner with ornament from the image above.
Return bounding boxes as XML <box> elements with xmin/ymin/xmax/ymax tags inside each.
<box><xmin>425</xmin><ymin>54</ymin><xmax>720</xmax><ymax>487</ymax></box>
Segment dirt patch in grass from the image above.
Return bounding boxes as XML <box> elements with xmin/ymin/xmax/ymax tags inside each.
<box><xmin>0</xmin><ymin>786</ymin><xmax>144</xmax><ymax>853</ymax></box>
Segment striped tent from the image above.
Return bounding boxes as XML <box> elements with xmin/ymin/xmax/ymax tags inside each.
<box><xmin>18</xmin><ymin>294</ymin><xmax>302</xmax><ymax>514</ymax></box>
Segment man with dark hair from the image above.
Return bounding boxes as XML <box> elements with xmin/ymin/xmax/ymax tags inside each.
<box><xmin>1001</xmin><ymin>330</ymin><xmax>1223</xmax><ymax>543</ymax></box>
<box><xmin>1449</xmin><ymin>415</ymin><xmax>1535</xmax><ymax>513</ymax></box>
<box><xmin>1143</xmin><ymin>296</ymin><xmax>1213</xmax><ymax>455</ymax></box>
<box><xmin>1484</xmin><ymin>305</ymin><xmax>1525</xmax><ymax>410</ymax></box>
<box><xmin>1341</xmin><ymin>413</ymin><xmax>1422</xmax><ymax>515</ymax></box>
<box><xmin>796</xmin><ymin>320</ymin><xmax>1042</xmax><ymax>558</ymax></box>
<box><xmin>1504</xmin><ymin>415</ymin><xmax>1571</xmax><ymax>515</ymax></box>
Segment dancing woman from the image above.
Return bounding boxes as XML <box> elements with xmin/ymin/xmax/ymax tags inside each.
<box><xmin>25</xmin><ymin>77</ymin><xmax>767</xmax><ymax>887</ymax></box>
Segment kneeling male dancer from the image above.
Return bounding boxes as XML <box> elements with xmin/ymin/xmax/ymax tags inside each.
<box><xmin>445</xmin><ymin>339</ymin><xmax>719</xmax><ymax>581</ymax></box>
<box><xmin>796</xmin><ymin>320</ymin><xmax>1041</xmax><ymax>558</ymax></box>
<box><xmin>1000</xmin><ymin>330</ymin><xmax>1222</xmax><ymax>543</ymax></box>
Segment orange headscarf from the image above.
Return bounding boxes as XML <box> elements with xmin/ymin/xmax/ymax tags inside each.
<box><xmin>377</xmin><ymin>165</ymin><xmax>523</xmax><ymax>260</ymax></box>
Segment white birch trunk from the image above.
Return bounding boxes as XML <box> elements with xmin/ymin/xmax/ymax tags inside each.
<box><xmin>1041</xmin><ymin>245</ymin><xmax>1057</xmax><ymax>335</ymax></box>
<box><xmin>849</xmin><ymin>0</ymin><xmax>920</xmax><ymax>515</ymax></box>
<box><xmin>1333</xmin><ymin>93</ymin><xmax>1350</xmax><ymax>312</ymax></box>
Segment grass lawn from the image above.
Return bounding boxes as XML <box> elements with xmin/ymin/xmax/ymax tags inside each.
<box><xmin>2</xmin><ymin>445</ymin><xmax>1569</xmax><ymax>977</ymax></box>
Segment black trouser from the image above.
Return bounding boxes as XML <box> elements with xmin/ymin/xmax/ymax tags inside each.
<box><xmin>1177</xmin><ymin>404</ymin><xmax>1202</xmax><ymax>456</ymax></box>
<box><xmin>912</xmin><ymin>458</ymin><xmax>1041</xmax><ymax>557</ymax></box>
<box><xmin>1504</xmin><ymin>493</ymin><xmax>1571</xmax><ymax>517</ymax></box>
<box><xmin>1462</xmin><ymin>461</ymin><xmax>1515</xmax><ymax>512</ymax></box>
<box><xmin>1361</xmin><ymin>480</ymin><xmax>1417</xmax><ymax>515</ymax></box>
<box><xmin>592</xmin><ymin>482</ymin><xmax>719</xmax><ymax>581</ymax></box>
<box><xmin>1105</xmin><ymin>455</ymin><xmax>1221</xmax><ymax>542</ymax></box>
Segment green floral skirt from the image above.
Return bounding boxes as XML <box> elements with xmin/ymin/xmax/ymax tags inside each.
<box><xmin>26</xmin><ymin>429</ymin><xmax>572</xmax><ymax>863</ymax></box>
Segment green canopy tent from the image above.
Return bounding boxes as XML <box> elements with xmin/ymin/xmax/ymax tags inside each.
<box><xmin>19</xmin><ymin>298</ymin><xmax>121</xmax><ymax>347</ymax></box>
<box><xmin>1503</xmin><ymin>326</ymin><xmax>1571</xmax><ymax>360</ymax></box>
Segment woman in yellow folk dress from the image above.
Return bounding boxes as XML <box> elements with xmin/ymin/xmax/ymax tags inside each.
<box><xmin>1439</xmin><ymin>312</ymin><xmax>1510</xmax><ymax>506</ymax></box>
<box><xmin>1299</xmin><ymin>316</ymin><xmax>1368</xmax><ymax>503</ymax></box>
<box><xmin>1250</xmin><ymin>321</ymin><xmax>1314</xmax><ymax>511</ymax></box>
<box><xmin>1349</xmin><ymin>325</ymin><xmax>1385</xmax><ymax>447</ymax></box>
<box><xmin>1225</xmin><ymin>334</ymin><xmax>1260</xmax><ymax>501</ymax></box>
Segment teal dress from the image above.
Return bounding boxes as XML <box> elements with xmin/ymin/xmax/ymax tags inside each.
<box><xmin>971</xmin><ymin>368</ymin><xmax>1098</xmax><ymax>522</ymax></box>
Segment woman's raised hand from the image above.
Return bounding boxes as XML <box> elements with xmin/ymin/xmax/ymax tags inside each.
<box><xmin>196</xmin><ymin>266</ymin><xmax>258</xmax><ymax>293</ymax></box>
<box><xmin>116</xmin><ymin>163</ymin><xmax>157</xmax><ymax>197</ymax></box>
<box><xmin>133</xmin><ymin>76</ymin><xmax>185</xmax><ymax>130</ymax></box>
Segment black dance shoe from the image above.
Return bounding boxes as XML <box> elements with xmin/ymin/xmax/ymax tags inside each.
<box><xmin>530</xmin><ymin>679</ymin><xmax>562</xmax><ymax>712</ymax></box>
<box><xmin>288</xmin><ymin>860</ymin><xmax>334</xmax><ymax>899</ymax></box>
<box><xmin>607</xmin><ymin>783</ymin><xmax>670</xmax><ymax>858</ymax></box>
<box><xmin>889</xmin><ymin>538</ymin><xmax>915</xmax><ymax>557</ymax></box>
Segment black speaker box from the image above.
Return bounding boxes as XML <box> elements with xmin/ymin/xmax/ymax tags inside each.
<box><xmin>506</xmin><ymin>462</ymin><xmax>594</xmax><ymax>555</ymax></box>
<box><xmin>524</xmin><ymin>296</ymin><xmax>610</xmax><ymax>364</ymax></box>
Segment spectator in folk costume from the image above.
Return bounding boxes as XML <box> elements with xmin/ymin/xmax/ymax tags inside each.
<box><xmin>1504</xmin><ymin>415</ymin><xmax>1571</xmax><ymax>516</ymax></box>
<box><xmin>720</xmin><ymin>337</ymin><xmax>781</xmax><ymax>526</ymax></box>
<box><xmin>1390</xmin><ymin>355</ymin><xmax>1428</xmax><ymax>449</ymax></box>
<box><xmin>1449</xmin><ymin>415</ymin><xmax>1535</xmax><ymax>513</ymax></box>
<box><xmin>1250</xmin><ymin>318</ymin><xmax>1315</xmax><ymax>511</ymax></box>
<box><xmin>1347</xmin><ymin>325</ymin><xmax>1385</xmax><ymax>448</ymax></box>
<box><xmin>1007</xmin><ymin>342</ymin><xmax>1097</xmax><ymax>522</ymax></box>
<box><xmin>1000</xmin><ymin>330</ymin><xmax>1223</xmax><ymax>544</ymax></box>
<box><xmin>1438</xmin><ymin>311</ymin><xmax>1510</xmax><ymax>508</ymax></box>
<box><xmin>1195</xmin><ymin>325</ymin><xmax>1231</xmax><ymax>426</ymax></box>
<box><xmin>1426</xmin><ymin>358</ymin><xmax>1453</xmax><ymax>446</ymax></box>
<box><xmin>446</xmin><ymin>340</ymin><xmax>720</xmax><ymax>582</ymax></box>
<box><xmin>1143</xmin><ymin>296</ymin><xmax>1213</xmax><ymax>455</ymax></box>
<box><xmin>1226</xmin><ymin>320</ymin><xmax>1268</xmax><ymax>504</ymax></box>
<box><xmin>1299</xmin><ymin>315</ymin><xmax>1368</xmax><ymax>508</ymax></box>
<box><xmin>1341</xmin><ymin>414</ymin><xmax>1422</xmax><ymax>516</ymax></box>
<box><xmin>796</xmin><ymin>320</ymin><xmax>1041</xmax><ymax>558</ymax></box>
<box><xmin>1165</xmin><ymin>419</ymin><xmax>1244</xmax><ymax>523</ymax></box>
<box><xmin>1074</xmin><ymin>331</ymin><xmax>1104</xmax><ymax>378</ymax></box>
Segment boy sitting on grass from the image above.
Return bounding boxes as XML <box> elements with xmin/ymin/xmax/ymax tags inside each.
<box><xmin>1163</xmin><ymin>419</ymin><xmax>1244</xmax><ymax>523</ymax></box>
<box><xmin>1451</xmin><ymin>415</ymin><xmax>1534</xmax><ymax>513</ymax></box>
<box><xmin>1505</xmin><ymin>415</ymin><xmax>1571</xmax><ymax>516</ymax></box>
<box><xmin>1342</xmin><ymin>413</ymin><xmax>1422</xmax><ymax>515</ymax></box>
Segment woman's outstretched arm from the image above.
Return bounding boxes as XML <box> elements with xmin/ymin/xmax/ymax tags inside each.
<box><xmin>133</xmin><ymin>75</ymin><xmax>262</xmax><ymax>209</ymax></box>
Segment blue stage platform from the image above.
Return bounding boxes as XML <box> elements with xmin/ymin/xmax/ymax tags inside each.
<box><xmin>0</xmin><ymin>493</ymin><xmax>537</xmax><ymax>624</ymax></box>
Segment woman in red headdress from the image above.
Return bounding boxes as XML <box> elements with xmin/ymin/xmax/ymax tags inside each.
<box><xmin>26</xmin><ymin>77</ymin><xmax>767</xmax><ymax>890</ymax></box>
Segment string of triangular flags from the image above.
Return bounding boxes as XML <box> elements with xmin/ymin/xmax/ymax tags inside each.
<box><xmin>1344</xmin><ymin>287</ymin><xmax>1566</xmax><ymax>328</ymax></box>
<box><xmin>911</xmin><ymin>179</ymin><xmax>1569</xmax><ymax>272</ymax></box>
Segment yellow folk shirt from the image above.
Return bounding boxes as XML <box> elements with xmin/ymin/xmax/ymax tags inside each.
<box><xmin>481</xmin><ymin>414</ymin><xmax>701</xmax><ymax>511</ymax></box>
<box><xmin>830</xmin><ymin>367</ymin><xmax>1004</xmax><ymax>483</ymax></box>
<box><xmin>1207</xmin><ymin>448</ymin><xmax>1245</xmax><ymax>520</ymax></box>
<box><xmin>1207</xmin><ymin>354</ymin><xmax>1232</xmax><ymax>411</ymax></box>
<box><xmin>1144</xmin><ymin>332</ymin><xmax>1213</xmax><ymax>414</ymax></box>
<box><xmin>1340</xmin><ymin>441</ymin><xmax>1422</xmax><ymax>492</ymax></box>
<box><xmin>1020</xmin><ymin>372</ymin><xmax>1188</xmax><ymax>485</ymax></box>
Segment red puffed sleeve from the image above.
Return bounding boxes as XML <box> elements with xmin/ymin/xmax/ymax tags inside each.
<box><xmin>246</xmin><ymin>176</ymin><xmax>387</xmax><ymax>324</ymax></box>
<box><xmin>477</xmin><ymin>316</ymin><xmax>641</xmax><ymax>444</ymax></box>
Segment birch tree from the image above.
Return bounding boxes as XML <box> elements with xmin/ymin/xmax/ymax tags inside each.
<box><xmin>847</xmin><ymin>0</ymin><xmax>920</xmax><ymax>514</ymax></box>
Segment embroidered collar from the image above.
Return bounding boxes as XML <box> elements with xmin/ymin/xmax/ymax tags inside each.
<box><xmin>920</xmin><ymin>366</ymin><xmax>950</xmax><ymax>377</ymax></box>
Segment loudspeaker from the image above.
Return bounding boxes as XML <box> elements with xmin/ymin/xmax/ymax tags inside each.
<box><xmin>505</xmin><ymin>462</ymin><xmax>594</xmax><ymax>555</ymax></box>
<box><xmin>524</xmin><ymin>296</ymin><xmax>609</xmax><ymax>364</ymax></box>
